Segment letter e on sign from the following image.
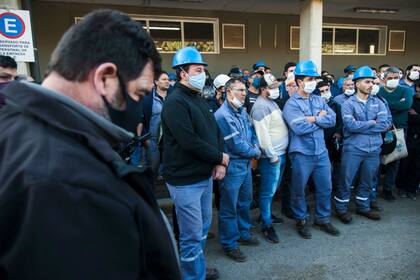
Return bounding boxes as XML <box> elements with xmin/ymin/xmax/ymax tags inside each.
<box><xmin>0</xmin><ymin>12</ymin><xmax>26</xmax><ymax>39</ymax></box>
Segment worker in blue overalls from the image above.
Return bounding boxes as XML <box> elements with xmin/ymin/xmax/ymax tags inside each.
<box><xmin>283</xmin><ymin>60</ymin><xmax>340</xmax><ymax>239</ymax></box>
<box><xmin>334</xmin><ymin>66</ymin><xmax>391</xmax><ymax>224</ymax></box>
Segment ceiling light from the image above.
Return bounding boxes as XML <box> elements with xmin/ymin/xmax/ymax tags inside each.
<box><xmin>354</xmin><ymin>7</ymin><xmax>399</xmax><ymax>14</ymax></box>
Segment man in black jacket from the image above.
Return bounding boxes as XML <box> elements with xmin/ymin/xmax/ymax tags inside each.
<box><xmin>162</xmin><ymin>46</ymin><xmax>229</xmax><ymax>280</ymax></box>
<box><xmin>0</xmin><ymin>10</ymin><xmax>180</xmax><ymax>280</ymax></box>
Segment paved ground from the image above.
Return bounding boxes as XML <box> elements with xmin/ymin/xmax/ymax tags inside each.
<box><xmin>202</xmin><ymin>195</ymin><xmax>420</xmax><ymax>280</ymax></box>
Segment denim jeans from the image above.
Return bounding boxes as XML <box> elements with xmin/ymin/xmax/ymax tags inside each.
<box><xmin>167</xmin><ymin>178</ymin><xmax>213</xmax><ymax>280</ymax></box>
<box><xmin>219</xmin><ymin>160</ymin><xmax>252</xmax><ymax>251</ymax></box>
<box><xmin>383</xmin><ymin>159</ymin><xmax>400</xmax><ymax>192</ymax></box>
<box><xmin>334</xmin><ymin>150</ymin><xmax>380</xmax><ymax>213</ymax></box>
<box><xmin>258</xmin><ymin>155</ymin><xmax>286</xmax><ymax>228</ymax></box>
<box><xmin>289</xmin><ymin>152</ymin><xmax>332</xmax><ymax>224</ymax></box>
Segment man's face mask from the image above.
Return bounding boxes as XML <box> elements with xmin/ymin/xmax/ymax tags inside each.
<box><xmin>344</xmin><ymin>88</ymin><xmax>355</xmax><ymax>96</ymax></box>
<box><xmin>303</xmin><ymin>80</ymin><xmax>317</xmax><ymax>94</ymax></box>
<box><xmin>409</xmin><ymin>70</ymin><xmax>419</xmax><ymax>81</ymax></box>
<box><xmin>102</xmin><ymin>74</ymin><xmax>130</xmax><ymax>121</ymax></box>
<box><xmin>268</xmin><ymin>88</ymin><xmax>280</xmax><ymax>100</ymax></box>
<box><xmin>182</xmin><ymin>68</ymin><xmax>206</xmax><ymax>91</ymax></box>
<box><xmin>386</xmin><ymin>78</ymin><xmax>399</xmax><ymax>89</ymax></box>
<box><xmin>371</xmin><ymin>84</ymin><xmax>380</xmax><ymax>96</ymax></box>
<box><xmin>252</xmin><ymin>77</ymin><xmax>261</xmax><ymax>88</ymax></box>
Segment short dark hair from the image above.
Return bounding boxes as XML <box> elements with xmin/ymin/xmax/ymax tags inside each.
<box><xmin>284</xmin><ymin>62</ymin><xmax>296</xmax><ymax>73</ymax></box>
<box><xmin>175</xmin><ymin>65</ymin><xmax>191</xmax><ymax>82</ymax></box>
<box><xmin>384</xmin><ymin>67</ymin><xmax>400</xmax><ymax>78</ymax></box>
<box><xmin>225</xmin><ymin>77</ymin><xmax>244</xmax><ymax>90</ymax></box>
<box><xmin>46</xmin><ymin>10</ymin><xmax>161</xmax><ymax>84</ymax></box>
<box><xmin>0</xmin><ymin>55</ymin><xmax>17</xmax><ymax>69</ymax></box>
<box><xmin>155</xmin><ymin>70</ymin><xmax>168</xmax><ymax>81</ymax></box>
<box><xmin>317</xmin><ymin>81</ymin><xmax>330</xmax><ymax>89</ymax></box>
<box><xmin>295</xmin><ymin>75</ymin><xmax>305</xmax><ymax>85</ymax></box>
<box><xmin>378</xmin><ymin>64</ymin><xmax>390</xmax><ymax>71</ymax></box>
<box><xmin>405</xmin><ymin>64</ymin><xmax>420</xmax><ymax>72</ymax></box>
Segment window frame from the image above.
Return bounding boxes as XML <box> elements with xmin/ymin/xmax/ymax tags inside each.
<box><xmin>289</xmin><ymin>23</ymin><xmax>388</xmax><ymax>56</ymax></box>
<box><xmin>75</xmin><ymin>15</ymin><xmax>220</xmax><ymax>54</ymax></box>
<box><xmin>222</xmin><ymin>23</ymin><xmax>246</xmax><ymax>49</ymax></box>
<box><xmin>388</xmin><ymin>30</ymin><xmax>406</xmax><ymax>52</ymax></box>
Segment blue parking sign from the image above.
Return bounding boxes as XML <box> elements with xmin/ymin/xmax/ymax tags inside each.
<box><xmin>0</xmin><ymin>12</ymin><xmax>26</xmax><ymax>39</ymax></box>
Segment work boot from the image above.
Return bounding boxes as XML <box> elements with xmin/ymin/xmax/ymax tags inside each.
<box><xmin>336</xmin><ymin>212</ymin><xmax>353</xmax><ymax>224</ymax></box>
<box><xmin>370</xmin><ymin>200</ymin><xmax>382</xmax><ymax>212</ymax></box>
<box><xmin>261</xmin><ymin>226</ymin><xmax>279</xmax><ymax>243</ymax></box>
<box><xmin>224</xmin><ymin>247</ymin><xmax>247</xmax><ymax>262</ymax></box>
<box><xmin>296</xmin><ymin>220</ymin><xmax>312</xmax><ymax>239</ymax></box>
<box><xmin>206</xmin><ymin>268</ymin><xmax>220</xmax><ymax>280</ymax></box>
<box><xmin>313</xmin><ymin>222</ymin><xmax>340</xmax><ymax>236</ymax></box>
<box><xmin>382</xmin><ymin>190</ymin><xmax>396</xmax><ymax>202</ymax></box>
<box><xmin>356</xmin><ymin>209</ymin><xmax>381</xmax><ymax>220</ymax></box>
<box><xmin>238</xmin><ymin>235</ymin><xmax>260</xmax><ymax>246</ymax></box>
<box><xmin>258</xmin><ymin>214</ymin><xmax>284</xmax><ymax>224</ymax></box>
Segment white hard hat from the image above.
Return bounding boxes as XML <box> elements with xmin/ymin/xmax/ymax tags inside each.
<box><xmin>213</xmin><ymin>74</ymin><xmax>231</xmax><ymax>89</ymax></box>
<box><xmin>263</xmin><ymin>73</ymin><xmax>277</xmax><ymax>87</ymax></box>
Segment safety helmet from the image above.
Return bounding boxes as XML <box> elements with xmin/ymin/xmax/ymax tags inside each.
<box><xmin>353</xmin><ymin>66</ymin><xmax>376</xmax><ymax>81</ymax></box>
<box><xmin>213</xmin><ymin>74</ymin><xmax>231</xmax><ymax>89</ymax></box>
<box><xmin>344</xmin><ymin>65</ymin><xmax>356</xmax><ymax>74</ymax></box>
<box><xmin>172</xmin><ymin>46</ymin><xmax>208</xmax><ymax>69</ymax></box>
<box><xmin>255</xmin><ymin>60</ymin><xmax>267</xmax><ymax>68</ymax></box>
<box><xmin>294</xmin><ymin>60</ymin><xmax>320</xmax><ymax>77</ymax></box>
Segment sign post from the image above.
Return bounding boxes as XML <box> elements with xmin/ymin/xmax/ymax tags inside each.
<box><xmin>0</xmin><ymin>9</ymin><xmax>35</xmax><ymax>62</ymax></box>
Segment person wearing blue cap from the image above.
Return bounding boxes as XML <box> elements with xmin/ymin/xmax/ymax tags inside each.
<box><xmin>162</xmin><ymin>46</ymin><xmax>228</xmax><ymax>280</ymax></box>
<box><xmin>283</xmin><ymin>60</ymin><xmax>340</xmax><ymax>239</ymax></box>
<box><xmin>334</xmin><ymin>66</ymin><xmax>391</xmax><ymax>224</ymax></box>
<box><xmin>344</xmin><ymin>65</ymin><xmax>356</xmax><ymax>79</ymax></box>
<box><xmin>334</xmin><ymin>77</ymin><xmax>355</xmax><ymax>105</ymax></box>
<box><xmin>253</xmin><ymin>60</ymin><xmax>267</xmax><ymax>72</ymax></box>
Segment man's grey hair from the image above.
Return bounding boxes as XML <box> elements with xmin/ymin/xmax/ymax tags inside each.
<box><xmin>384</xmin><ymin>67</ymin><xmax>400</xmax><ymax>78</ymax></box>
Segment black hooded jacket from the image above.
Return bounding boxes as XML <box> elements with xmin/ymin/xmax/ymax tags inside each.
<box><xmin>0</xmin><ymin>82</ymin><xmax>180</xmax><ymax>280</ymax></box>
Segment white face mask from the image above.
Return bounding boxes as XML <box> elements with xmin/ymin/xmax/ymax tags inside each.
<box><xmin>303</xmin><ymin>81</ymin><xmax>317</xmax><ymax>94</ymax></box>
<box><xmin>409</xmin><ymin>71</ymin><xmax>419</xmax><ymax>81</ymax></box>
<box><xmin>231</xmin><ymin>96</ymin><xmax>244</xmax><ymax>108</ymax></box>
<box><xmin>344</xmin><ymin>89</ymin><xmax>355</xmax><ymax>96</ymax></box>
<box><xmin>184</xmin><ymin>70</ymin><xmax>206</xmax><ymax>91</ymax></box>
<box><xmin>268</xmin><ymin>88</ymin><xmax>280</xmax><ymax>99</ymax></box>
<box><xmin>386</xmin><ymin>79</ymin><xmax>399</xmax><ymax>89</ymax></box>
<box><xmin>348</xmin><ymin>74</ymin><xmax>354</xmax><ymax>80</ymax></box>
<box><xmin>321</xmin><ymin>90</ymin><xmax>332</xmax><ymax>101</ymax></box>
<box><xmin>371</xmin><ymin>84</ymin><xmax>380</xmax><ymax>96</ymax></box>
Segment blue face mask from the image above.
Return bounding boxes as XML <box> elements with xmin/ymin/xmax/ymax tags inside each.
<box><xmin>183</xmin><ymin>69</ymin><xmax>206</xmax><ymax>91</ymax></box>
<box><xmin>252</xmin><ymin>77</ymin><xmax>261</xmax><ymax>88</ymax></box>
<box><xmin>243</xmin><ymin>75</ymin><xmax>249</xmax><ymax>82</ymax></box>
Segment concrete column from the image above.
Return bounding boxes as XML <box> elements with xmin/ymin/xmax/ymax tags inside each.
<box><xmin>1</xmin><ymin>0</ymin><xmax>30</xmax><ymax>76</ymax></box>
<box><xmin>299</xmin><ymin>0</ymin><xmax>323</xmax><ymax>70</ymax></box>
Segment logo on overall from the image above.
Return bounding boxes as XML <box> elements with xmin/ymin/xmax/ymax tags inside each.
<box><xmin>0</xmin><ymin>12</ymin><xmax>26</xmax><ymax>39</ymax></box>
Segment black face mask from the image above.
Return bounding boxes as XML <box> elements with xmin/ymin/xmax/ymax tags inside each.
<box><xmin>0</xmin><ymin>81</ymin><xmax>12</xmax><ymax>91</ymax></box>
<box><xmin>102</xmin><ymin>74</ymin><xmax>130</xmax><ymax>115</ymax></box>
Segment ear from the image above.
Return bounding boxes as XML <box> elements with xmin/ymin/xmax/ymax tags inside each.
<box><xmin>92</xmin><ymin>63</ymin><xmax>118</xmax><ymax>97</ymax></box>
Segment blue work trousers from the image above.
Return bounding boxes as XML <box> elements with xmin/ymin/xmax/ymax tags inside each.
<box><xmin>290</xmin><ymin>152</ymin><xmax>332</xmax><ymax>224</ymax></box>
<box><xmin>167</xmin><ymin>178</ymin><xmax>213</xmax><ymax>280</ymax></box>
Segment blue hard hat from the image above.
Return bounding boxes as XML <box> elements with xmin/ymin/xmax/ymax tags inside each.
<box><xmin>168</xmin><ymin>72</ymin><xmax>176</xmax><ymax>81</ymax></box>
<box><xmin>344</xmin><ymin>65</ymin><xmax>356</xmax><ymax>74</ymax></box>
<box><xmin>353</xmin><ymin>66</ymin><xmax>376</xmax><ymax>81</ymax></box>
<box><xmin>255</xmin><ymin>60</ymin><xmax>267</xmax><ymax>68</ymax></box>
<box><xmin>294</xmin><ymin>60</ymin><xmax>320</xmax><ymax>77</ymax></box>
<box><xmin>172</xmin><ymin>46</ymin><xmax>208</xmax><ymax>69</ymax></box>
<box><xmin>337</xmin><ymin>77</ymin><xmax>345</xmax><ymax>89</ymax></box>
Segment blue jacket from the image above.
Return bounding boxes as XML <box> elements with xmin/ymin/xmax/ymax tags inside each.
<box><xmin>283</xmin><ymin>93</ymin><xmax>336</xmax><ymax>156</ymax></box>
<box><xmin>341</xmin><ymin>94</ymin><xmax>391</xmax><ymax>153</ymax></box>
<box><xmin>333</xmin><ymin>93</ymin><xmax>351</xmax><ymax>105</ymax></box>
<box><xmin>214</xmin><ymin>101</ymin><xmax>260</xmax><ymax>161</ymax></box>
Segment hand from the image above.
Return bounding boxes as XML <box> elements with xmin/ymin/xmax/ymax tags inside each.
<box><xmin>333</xmin><ymin>133</ymin><xmax>342</xmax><ymax>141</ymax></box>
<box><xmin>212</xmin><ymin>165</ymin><xmax>226</xmax><ymax>180</ymax></box>
<box><xmin>306</xmin><ymin>116</ymin><xmax>316</xmax><ymax>123</ymax></box>
<box><xmin>318</xmin><ymin>110</ymin><xmax>327</xmax><ymax>117</ymax></box>
<box><xmin>221</xmin><ymin>153</ymin><xmax>230</xmax><ymax>167</ymax></box>
<box><xmin>251</xmin><ymin>158</ymin><xmax>259</xmax><ymax>171</ymax></box>
<box><xmin>409</xmin><ymin>108</ymin><xmax>418</xmax><ymax>115</ymax></box>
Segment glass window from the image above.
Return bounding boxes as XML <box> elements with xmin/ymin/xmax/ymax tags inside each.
<box><xmin>184</xmin><ymin>22</ymin><xmax>215</xmax><ymax>53</ymax></box>
<box><xmin>389</xmin><ymin>30</ymin><xmax>405</xmax><ymax>51</ymax></box>
<box><xmin>149</xmin><ymin>21</ymin><xmax>182</xmax><ymax>52</ymax></box>
<box><xmin>358</xmin><ymin>29</ymin><xmax>379</xmax><ymax>54</ymax></box>
<box><xmin>334</xmin><ymin>28</ymin><xmax>357</xmax><ymax>54</ymax></box>
<box><xmin>322</xmin><ymin>28</ymin><xmax>333</xmax><ymax>54</ymax></box>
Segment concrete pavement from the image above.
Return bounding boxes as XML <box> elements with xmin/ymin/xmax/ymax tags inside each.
<box><xmin>204</xmin><ymin>196</ymin><xmax>420</xmax><ymax>280</ymax></box>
